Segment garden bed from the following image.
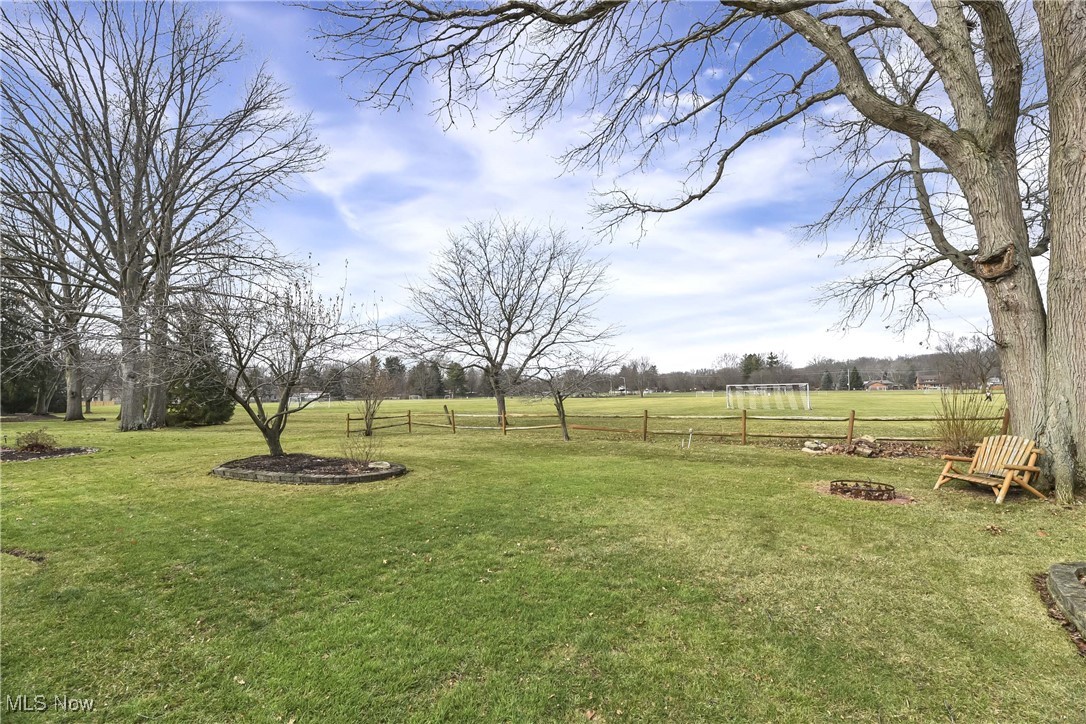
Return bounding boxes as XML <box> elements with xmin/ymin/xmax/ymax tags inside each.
<box><xmin>211</xmin><ymin>453</ymin><xmax>406</xmax><ymax>484</ymax></box>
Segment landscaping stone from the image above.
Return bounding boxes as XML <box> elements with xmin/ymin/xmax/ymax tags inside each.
<box><xmin>211</xmin><ymin>461</ymin><xmax>406</xmax><ymax>485</ymax></box>
<box><xmin>1048</xmin><ymin>562</ymin><xmax>1086</xmax><ymax>636</ymax></box>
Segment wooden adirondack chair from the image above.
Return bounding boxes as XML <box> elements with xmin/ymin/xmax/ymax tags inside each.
<box><xmin>934</xmin><ymin>435</ymin><xmax>1046</xmax><ymax>503</ymax></box>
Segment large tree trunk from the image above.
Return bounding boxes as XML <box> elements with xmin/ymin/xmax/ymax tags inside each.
<box><xmin>488</xmin><ymin>372</ymin><xmax>507</xmax><ymax>424</ymax></box>
<box><xmin>63</xmin><ymin>341</ymin><xmax>85</xmax><ymax>421</ymax></box>
<box><xmin>1036</xmin><ymin>0</ymin><xmax>1086</xmax><ymax>502</ymax></box>
<box><xmin>957</xmin><ymin>154</ymin><xmax>1051</xmax><ymax>480</ymax></box>
<box><xmin>33</xmin><ymin>375</ymin><xmax>58</xmax><ymax>415</ymax></box>
<box><xmin>118</xmin><ymin>299</ymin><xmax>147</xmax><ymax>431</ymax></box>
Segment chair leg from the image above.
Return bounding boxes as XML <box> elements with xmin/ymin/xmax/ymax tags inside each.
<box><xmin>934</xmin><ymin>463</ymin><xmax>955</xmax><ymax>490</ymax></box>
<box><xmin>995</xmin><ymin>474</ymin><xmax>1014</xmax><ymax>504</ymax></box>
<box><xmin>1018</xmin><ymin>476</ymin><xmax>1047</xmax><ymax>500</ymax></box>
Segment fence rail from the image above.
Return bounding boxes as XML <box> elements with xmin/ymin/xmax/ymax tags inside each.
<box><xmin>347</xmin><ymin>408</ymin><xmax>1011</xmax><ymax>445</ymax></box>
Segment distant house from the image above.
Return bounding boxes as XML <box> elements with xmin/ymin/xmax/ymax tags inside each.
<box><xmin>915</xmin><ymin>374</ymin><xmax>942</xmax><ymax>390</ymax></box>
<box><xmin>864</xmin><ymin>380</ymin><xmax>900</xmax><ymax>391</ymax></box>
<box><xmin>986</xmin><ymin>377</ymin><xmax>1004</xmax><ymax>392</ymax></box>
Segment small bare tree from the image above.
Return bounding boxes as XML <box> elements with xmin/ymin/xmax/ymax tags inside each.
<box><xmin>527</xmin><ymin>347</ymin><xmax>623</xmax><ymax>442</ymax></box>
<box><xmin>350</xmin><ymin>355</ymin><xmax>394</xmax><ymax>436</ymax></box>
<box><xmin>406</xmin><ymin>218</ymin><xmax>613</xmax><ymax>421</ymax></box>
<box><xmin>194</xmin><ymin>268</ymin><xmax>380</xmax><ymax>457</ymax></box>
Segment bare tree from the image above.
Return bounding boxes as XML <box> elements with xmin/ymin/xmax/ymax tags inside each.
<box><xmin>2</xmin><ymin>1</ymin><xmax>323</xmax><ymax>431</ymax></box>
<box><xmin>314</xmin><ymin>1</ymin><xmax>1084</xmax><ymax>500</ymax></box>
<box><xmin>194</xmin><ymin>268</ymin><xmax>380</xmax><ymax>457</ymax></box>
<box><xmin>349</xmin><ymin>355</ymin><xmax>394</xmax><ymax>436</ymax></box>
<box><xmin>526</xmin><ymin>347</ymin><xmax>622</xmax><ymax>441</ymax></box>
<box><xmin>936</xmin><ymin>333</ymin><xmax>999</xmax><ymax>391</ymax></box>
<box><xmin>406</xmin><ymin>218</ymin><xmax>612</xmax><ymax>420</ymax></box>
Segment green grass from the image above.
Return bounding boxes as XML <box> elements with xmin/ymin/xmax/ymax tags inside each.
<box><xmin>2</xmin><ymin>394</ymin><xmax>1082</xmax><ymax>722</ymax></box>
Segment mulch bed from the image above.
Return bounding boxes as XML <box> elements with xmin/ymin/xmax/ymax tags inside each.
<box><xmin>1032</xmin><ymin>573</ymin><xmax>1086</xmax><ymax>656</ymax></box>
<box><xmin>217</xmin><ymin>453</ymin><xmax>385</xmax><ymax>475</ymax></box>
<box><xmin>0</xmin><ymin>447</ymin><xmax>99</xmax><ymax>462</ymax></box>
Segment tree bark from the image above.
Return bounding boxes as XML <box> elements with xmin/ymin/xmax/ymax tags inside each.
<box><xmin>956</xmin><ymin>155</ymin><xmax>1050</xmax><ymax>458</ymax></box>
<box><xmin>554</xmin><ymin>395</ymin><xmax>571</xmax><ymax>442</ymax></box>
<box><xmin>63</xmin><ymin>341</ymin><xmax>85</xmax><ymax>421</ymax></box>
<box><xmin>1036</xmin><ymin>0</ymin><xmax>1086</xmax><ymax>501</ymax></box>
<box><xmin>118</xmin><ymin>300</ymin><xmax>147</xmax><ymax>431</ymax></box>
<box><xmin>263</xmin><ymin>427</ymin><xmax>285</xmax><ymax>457</ymax></box>
<box><xmin>33</xmin><ymin>377</ymin><xmax>57</xmax><ymax>416</ymax></box>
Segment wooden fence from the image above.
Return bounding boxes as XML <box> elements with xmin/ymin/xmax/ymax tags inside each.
<box><xmin>347</xmin><ymin>408</ymin><xmax>1011</xmax><ymax>445</ymax></box>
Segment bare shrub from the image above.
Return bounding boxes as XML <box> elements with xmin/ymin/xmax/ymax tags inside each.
<box><xmin>933</xmin><ymin>389</ymin><xmax>1001</xmax><ymax>454</ymax></box>
<box><xmin>341</xmin><ymin>431</ymin><xmax>383</xmax><ymax>472</ymax></box>
<box><xmin>15</xmin><ymin>428</ymin><xmax>59</xmax><ymax>452</ymax></box>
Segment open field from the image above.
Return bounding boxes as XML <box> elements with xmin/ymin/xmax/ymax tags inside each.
<box><xmin>1</xmin><ymin>394</ymin><xmax>1082</xmax><ymax>722</ymax></box>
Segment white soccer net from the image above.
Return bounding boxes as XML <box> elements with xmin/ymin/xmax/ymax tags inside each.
<box><xmin>725</xmin><ymin>383</ymin><xmax>811</xmax><ymax>410</ymax></box>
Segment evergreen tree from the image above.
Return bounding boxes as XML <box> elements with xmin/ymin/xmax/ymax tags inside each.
<box><xmin>849</xmin><ymin>366</ymin><xmax>864</xmax><ymax>391</ymax></box>
<box><xmin>819</xmin><ymin>370</ymin><xmax>833</xmax><ymax>391</ymax></box>
<box><xmin>445</xmin><ymin>362</ymin><xmax>468</xmax><ymax>397</ymax></box>
<box><xmin>740</xmin><ymin>353</ymin><xmax>764</xmax><ymax>383</ymax></box>
<box><xmin>168</xmin><ymin>357</ymin><xmax>235</xmax><ymax>425</ymax></box>
<box><xmin>838</xmin><ymin>369</ymin><xmax>850</xmax><ymax>391</ymax></box>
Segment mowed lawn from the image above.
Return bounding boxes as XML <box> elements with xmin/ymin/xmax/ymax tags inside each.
<box><xmin>1</xmin><ymin>393</ymin><xmax>1083</xmax><ymax>722</ymax></box>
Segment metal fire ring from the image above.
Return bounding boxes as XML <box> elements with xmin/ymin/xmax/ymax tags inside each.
<box><xmin>829</xmin><ymin>479</ymin><xmax>896</xmax><ymax>501</ymax></box>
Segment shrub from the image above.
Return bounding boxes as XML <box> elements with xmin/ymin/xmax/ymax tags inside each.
<box><xmin>933</xmin><ymin>389</ymin><xmax>1001</xmax><ymax>453</ymax></box>
<box><xmin>341</xmin><ymin>431</ymin><xmax>383</xmax><ymax>471</ymax></box>
<box><xmin>15</xmin><ymin>428</ymin><xmax>59</xmax><ymax>452</ymax></box>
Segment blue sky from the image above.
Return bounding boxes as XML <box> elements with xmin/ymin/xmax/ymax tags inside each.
<box><xmin>221</xmin><ymin>2</ymin><xmax>993</xmax><ymax>371</ymax></box>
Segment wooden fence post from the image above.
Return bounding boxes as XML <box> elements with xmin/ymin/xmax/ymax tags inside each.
<box><xmin>741</xmin><ymin>409</ymin><xmax>747</xmax><ymax>446</ymax></box>
<box><xmin>451</xmin><ymin>410</ymin><xmax>457</xmax><ymax>434</ymax></box>
<box><xmin>1001</xmin><ymin>408</ymin><xmax>1011</xmax><ymax>435</ymax></box>
<box><xmin>501</xmin><ymin>412</ymin><xmax>507</xmax><ymax>435</ymax></box>
<box><xmin>346</xmin><ymin>413</ymin><xmax>350</xmax><ymax>437</ymax></box>
<box><xmin>642</xmin><ymin>409</ymin><xmax>649</xmax><ymax>442</ymax></box>
<box><xmin>407</xmin><ymin>410</ymin><xmax>412</xmax><ymax>434</ymax></box>
<box><xmin>846</xmin><ymin>410</ymin><xmax>856</xmax><ymax>445</ymax></box>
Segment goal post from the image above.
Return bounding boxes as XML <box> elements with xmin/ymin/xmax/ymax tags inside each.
<box><xmin>725</xmin><ymin>383</ymin><xmax>811</xmax><ymax>410</ymax></box>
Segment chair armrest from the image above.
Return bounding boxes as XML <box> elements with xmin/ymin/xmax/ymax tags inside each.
<box><xmin>941</xmin><ymin>455</ymin><xmax>973</xmax><ymax>462</ymax></box>
<box><xmin>1004</xmin><ymin>463</ymin><xmax>1041</xmax><ymax>473</ymax></box>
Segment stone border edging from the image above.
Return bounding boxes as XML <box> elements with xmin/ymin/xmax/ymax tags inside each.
<box><xmin>211</xmin><ymin>461</ymin><xmax>406</xmax><ymax>485</ymax></box>
<box><xmin>1048</xmin><ymin>562</ymin><xmax>1086</xmax><ymax>636</ymax></box>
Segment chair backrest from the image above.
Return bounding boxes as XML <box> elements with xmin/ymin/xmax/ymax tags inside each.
<box><xmin>969</xmin><ymin>435</ymin><xmax>1036</xmax><ymax>476</ymax></box>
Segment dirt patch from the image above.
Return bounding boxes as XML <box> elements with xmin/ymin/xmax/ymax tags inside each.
<box><xmin>1032</xmin><ymin>573</ymin><xmax>1086</xmax><ymax>656</ymax></box>
<box><xmin>0</xmin><ymin>447</ymin><xmax>99</xmax><ymax>463</ymax></box>
<box><xmin>2</xmin><ymin>547</ymin><xmax>46</xmax><ymax>564</ymax></box>
<box><xmin>813</xmin><ymin>482</ymin><xmax>916</xmax><ymax>505</ymax></box>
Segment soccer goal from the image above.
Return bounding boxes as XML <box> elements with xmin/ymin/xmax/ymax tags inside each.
<box><xmin>725</xmin><ymin>383</ymin><xmax>811</xmax><ymax>410</ymax></box>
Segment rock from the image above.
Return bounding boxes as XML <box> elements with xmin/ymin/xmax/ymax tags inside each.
<box><xmin>803</xmin><ymin>440</ymin><xmax>828</xmax><ymax>451</ymax></box>
<box><xmin>856</xmin><ymin>434</ymin><xmax>878</xmax><ymax>445</ymax></box>
<box><xmin>369</xmin><ymin>461</ymin><xmax>392</xmax><ymax>470</ymax></box>
<box><xmin>801</xmin><ymin>447</ymin><xmax>824</xmax><ymax>455</ymax></box>
<box><xmin>854</xmin><ymin>444</ymin><xmax>876</xmax><ymax>458</ymax></box>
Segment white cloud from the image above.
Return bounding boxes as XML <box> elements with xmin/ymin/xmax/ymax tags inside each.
<box><xmin>231</xmin><ymin>3</ymin><xmax>994</xmax><ymax>372</ymax></box>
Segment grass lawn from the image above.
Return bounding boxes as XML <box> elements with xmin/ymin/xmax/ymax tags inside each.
<box><xmin>2</xmin><ymin>394</ymin><xmax>1083</xmax><ymax>722</ymax></box>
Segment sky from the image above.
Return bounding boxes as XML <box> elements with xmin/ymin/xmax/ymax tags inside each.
<box><xmin>218</xmin><ymin>2</ymin><xmax>995</xmax><ymax>372</ymax></box>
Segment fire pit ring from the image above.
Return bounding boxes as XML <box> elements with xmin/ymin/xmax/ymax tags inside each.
<box><xmin>829</xmin><ymin>479</ymin><xmax>896</xmax><ymax>501</ymax></box>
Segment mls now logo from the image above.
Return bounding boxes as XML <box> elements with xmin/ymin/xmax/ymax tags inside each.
<box><xmin>5</xmin><ymin>694</ymin><xmax>95</xmax><ymax>712</ymax></box>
